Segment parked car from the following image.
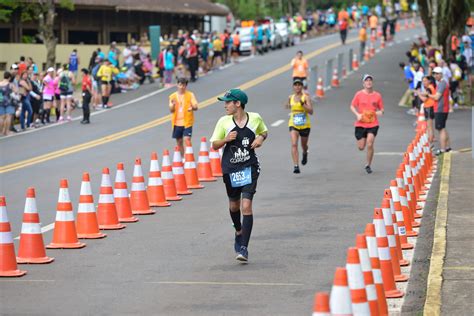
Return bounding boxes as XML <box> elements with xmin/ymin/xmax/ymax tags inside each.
<box><xmin>275</xmin><ymin>22</ymin><xmax>293</xmax><ymax>47</ymax></box>
<box><xmin>262</xmin><ymin>23</ymin><xmax>283</xmax><ymax>50</ymax></box>
<box><xmin>236</xmin><ymin>27</ymin><xmax>253</xmax><ymax>55</ymax></box>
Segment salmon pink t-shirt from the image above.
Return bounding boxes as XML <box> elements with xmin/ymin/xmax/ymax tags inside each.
<box><xmin>43</xmin><ymin>74</ymin><xmax>55</xmax><ymax>97</ymax></box>
<box><xmin>351</xmin><ymin>90</ymin><xmax>384</xmax><ymax>128</ymax></box>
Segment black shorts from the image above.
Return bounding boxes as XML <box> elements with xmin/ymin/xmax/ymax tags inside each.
<box><xmin>172</xmin><ymin>125</ymin><xmax>192</xmax><ymax>139</ymax></box>
<box><xmin>101</xmin><ymin>80</ymin><xmax>111</xmax><ymax>85</ymax></box>
<box><xmin>424</xmin><ymin>107</ymin><xmax>435</xmax><ymax>120</ymax></box>
<box><xmin>213</xmin><ymin>51</ymin><xmax>222</xmax><ymax>58</ymax></box>
<box><xmin>435</xmin><ymin>113</ymin><xmax>448</xmax><ymax>130</ymax></box>
<box><xmin>355</xmin><ymin>126</ymin><xmax>379</xmax><ymax>140</ymax></box>
<box><xmin>223</xmin><ymin>165</ymin><xmax>260</xmax><ymax>201</ymax></box>
<box><xmin>55</xmin><ymin>94</ymin><xmax>60</xmax><ymax>101</ymax></box>
<box><xmin>289</xmin><ymin>126</ymin><xmax>311</xmax><ymax>137</ymax></box>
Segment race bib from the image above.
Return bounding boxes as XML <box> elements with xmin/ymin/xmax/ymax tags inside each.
<box><xmin>229</xmin><ymin>167</ymin><xmax>252</xmax><ymax>188</ymax></box>
<box><xmin>293</xmin><ymin>113</ymin><xmax>307</xmax><ymax>126</ymax></box>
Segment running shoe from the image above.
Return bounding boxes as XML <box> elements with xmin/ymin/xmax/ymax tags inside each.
<box><xmin>365</xmin><ymin>165</ymin><xmax>372</xmax><ymax>174</ymax></box>
<box><xmin>66</xmin><ymin>116</ymin><xmax>72</xmax><ymax>122</ymax></box>
<box><xmin>293</xmin><ymin>166</ymin><xmax>301</xmax><ymax>174</ymax></box>
<box><xmin>435</xmin><ymin>149</ymin><xmax>445</xmax><ymax>156</ymax></box>
<box><xmin>236</xmin><ymin>246</ymin><xmax>248</xmax><ymax>262</ymax></box>
<box><xmin>234</xmin><ymin>233</ymin><xmax>242</xmax><ymax>253</ymax></box>
<box><xmin>446</xmin><ymin>147</ymin><xmax>452</xmax><ymax>152</ymax></box>
<box><xmin>301</xmin><ymin>152</ymin><xmax>308</xmax><ymax>165</ymax></box>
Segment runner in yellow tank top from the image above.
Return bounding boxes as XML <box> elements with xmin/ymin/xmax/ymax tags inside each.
<box><xmin>286</xmin><ymin>79</ymin><xmax>313</xmax><ymax>174</ymax></box>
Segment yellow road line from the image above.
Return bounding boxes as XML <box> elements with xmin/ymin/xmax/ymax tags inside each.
<box><xmin>424</xmin><ymin>152</ymin><xmax>451</xmax><ymax>316</ymax></box>
<box><xmin>0</xmin><ymin>38</ymin><xmax>355</xmax><ymax>174</ymax></box>
<box><xmin>444</xmin><ymin>266</ymin><xmax>474</xmax><ymax>271</ymax></box>
<box><xmin>145</xmin><ymin>281</ymin><xmax>304</xmax><ymax>286</ymax></box>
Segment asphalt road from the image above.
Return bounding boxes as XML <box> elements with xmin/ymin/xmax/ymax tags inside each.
<box><xmin>1</xmin><ymin>25</ymin><xmax>471</xmax><ymax>315</ymax></box>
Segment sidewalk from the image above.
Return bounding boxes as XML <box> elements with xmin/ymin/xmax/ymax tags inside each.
<box><xmin>442</xmin><ymin>151</ymin><xmax>474</xmax><ymax>315</ymax></box>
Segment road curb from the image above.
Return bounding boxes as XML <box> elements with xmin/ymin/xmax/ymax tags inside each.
<box><xmin>423</xmin><ymin>152</ymin><xmax>451</xmax><ymax>316</ymax></box>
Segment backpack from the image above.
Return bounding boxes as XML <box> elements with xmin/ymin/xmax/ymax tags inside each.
<box><xmin>59</xmin><ymin>73</ymin><xmax>70</xmax><ymax>92</ymax></box>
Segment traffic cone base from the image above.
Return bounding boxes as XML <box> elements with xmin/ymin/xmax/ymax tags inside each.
<box><xmin>133</xmin><ymin>208</ymin><xmax>157</xmax><ymax>215</ymax></box>
<box><xmin>395</xmin><ymin>274</ymin><xmax>409</xmax><ymax>282</ymax></box>
<box><xmin>78</xmin><ymin>231</ymin><xmax>106</xmax><ymax>239</ymax></box>
<box><xmin>118</xmin><ymin>215</ymin><xmax>139</xmax><ymax>223</ymax></box>
<box><xmin>17</xmin><ymin>236</ymin><xmax>54</xmax><ymax>264</ymax></box>
<box><xmin>401</xmin><ymin>242</ymin><xmax>414</xmax><ymax>249</ymax></box>
<box><xmin>1</xmin><ymin>244</ymin><xmax>27</xmax><ymax>276</ymax></box>
<box><xmin>99</xmin><ymin>223</ymin><xmax>126</xmax><ymax>230</ymax></box>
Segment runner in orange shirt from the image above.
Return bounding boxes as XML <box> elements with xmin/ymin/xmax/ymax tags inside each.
<box><xmin>419</xmin><ymin>75</ymin><xmax>437</xmax><ymax>144</ymax></box>
<box><xmin>350</xmin><ymin>74</ymin><xmax>384</xmax><ymax>174</ymax></box>
<box><xmin>369</xmin><ymin>14</ymin><xmax>378</xmax><ymax>38</ymax></box>
<box><xmin>290</xmin><ymin>50</ymin><xmax>309</xmax><ymax>89</ymax></box>
<box><xmin>169</xmin><ymin>77</ymin><xmax>199</xmax><ymax>156</ymax></box>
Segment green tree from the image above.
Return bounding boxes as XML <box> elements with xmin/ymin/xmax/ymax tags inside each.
<box><xmin>417</xmin><ymin>0</ymin><xmax>471</xmax><ymax>55</ymax></box>
<box><xmin>0</xmin><ymin>0</ymin><xmax>74</xmax><ymax>67</ymax></box>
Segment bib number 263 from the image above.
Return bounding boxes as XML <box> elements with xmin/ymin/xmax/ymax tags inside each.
<box><xmin>230</xmin><ymin>167</ymin><xmax>252</xmax><ymax>188</ymax></box>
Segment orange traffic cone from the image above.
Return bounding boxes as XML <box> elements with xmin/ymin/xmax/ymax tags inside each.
<box><xmin>369</xmin><ymin>43</ymin><xmax>375</xmax><ymax>57</ymax></box>
<box><xmin>97</xmin><ymin>168</ymin><xmax>126</xmax><ymax>230</ymax></box>
<box><xmin>346</xmin><ymin>247</ymin><xmax>370</xmax><ymax>314</ymax></box>
<box><xmin>17</xmin><ymin>188</ymin><xmax>54</xmax><ymax>264</ymax></box>
<box><xmin>76</xmin><ymin>173</ymin><xmax>106</xmax><ymax>239</ymax></box>
<box><xmin>352</xmin><ymin>53</ymin><xmax>359</xmax><ymax>71</ymax></box>
<box><xmin>331</xmin><ymin>69</ymin><xmax>339</xmax><ymax>88</ymax></box>
<box><xmin>47</xmin><ymin>179</ymin><xmax>86</xmax><ymax>249</ymax></box>
<box><xmin>356</xmin><ymin>234</ymin><xmax>382</xmax><ymax>316</ymax></box>
<box><xmin>210</xmin><ymin>147</ymin><xmax>223</xmax><ymax>177</ymax></box>
<box><xmin>370</xmin><ymin>33</ymin><xmax>376</xmax><ymax>43</ymax></box>
<box><xmin>364</xmin><ymin>224</ymin><xmax>389</xmax><ymax>312</ymax></box>
<box><xmin>315</xmin><ymin>77</ymin><xmax>325</xmax><ymax>98</ymax></box>
<box><xmin>411</xmin><ymin>19</ymin><xmax>416</xmax><ymax>29</ymax></box>
<box><xmin>114</xmin><ymin>163</ymin><xmax>139</xmax><ymax>222</ymax></box>
<box><xmin>384</xmin><ymin>188</ymin><xmax>413</xmax><ymax>249</ymax></box>
<box><xmin>416</xmin><ymin>107</ymin><xmax>427</xmax><ymax>132</ymax></box>
<box><xmin>329</xmin><ymin>267</ymin><xmax>352</xmax><ymax>315</ymax></box>
<box><xmin>172</xmin><ymin>146</ymin><xmax>192</xmax><ymax>195</ymax></box>
<box><xmin>184</xmin><ymin>138</ymin><xmax>204</xmax><ymax>189</ymax></box>
<box><xmin>197</xmin><ymin>137</ymin><xmax>217</xmax><ymax>182</ymax></box>
<box><xmin>367</xmin><ymin>223</ymin><xmax>404</xmax><ymax>298</ymax></box>
<box><xmin>162</xmin><ymin>149</ymin><xmax>183</xmax><ymax>201</ymax></box>
<box><xmin>396</xmin><ymin>168</ymin><xmax>420</xmax><ymax>227</ymax></box>
<box><xmin>374</xmin><ymin>208</ymin><xmax>408</xmax><ymax>282</ymax></box>
<box><xmin>130</xmin><ymin>157</ymin><xmax>155</xmax><ymax>215</ymax></box>
<box><xmin>381</xmin><ymin>197</ymin><xmax>409</xmax><ymax>267</ymax></box>
<box><xmin>312</xmin><ymin>292</ymin><xmax>330</xmax><ymax>316</ymax></box>
<box><xmin>146</xmin><ymin>153</ymin><xmax>171</xmax><ymax>207</ymax></box>
<box><xmin>0</xmin><ymin>197</ymin><xmax>27</xmax><ymax>277</ymax></box>
<box><xmin>364</xmin><ymin>47</ymin><xmax>370</xmax><ymax>61</ymax></box>
<box><xmin>390</xmin><ymin>180</ymin><xmax>417</xmax><ymax>237</ymax></box>
<box><xmin>404</xmin><ymin>19</ymin><xmax>409</xmax><ymax>30</ymax></box>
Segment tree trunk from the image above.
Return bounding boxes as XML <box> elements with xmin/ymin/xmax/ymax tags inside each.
<box><xmin>37</xmin><ymin>0</ymin><xmax>57</xmax><ymax>68</ymax></box>
<box><xmin>299</xmin><ymin>0</ymin><xmax>306</xmax><ymax>16</ymax></box>
<box><xmin>430</xmin><ymin>0</ymin><xmax>438</xmax><ymax>46</ymax></box>
<box><xmin>287</xmin><ymin>0</ymin><xmax>293</xmax><ymax>17</ymax></box>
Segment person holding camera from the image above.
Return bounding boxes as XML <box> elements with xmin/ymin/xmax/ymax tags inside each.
<box><xmin>286</xmin><ymin>79</ymin><xmax>313</xmax><ymax>174</ymax></box>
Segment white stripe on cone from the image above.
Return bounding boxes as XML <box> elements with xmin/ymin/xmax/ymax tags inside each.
<box><xmin>24</xmin><ymin>198</ymin><xmax>37</xmax><ymax>214</ymax></box>
<box><xmin>0</xmin><ymin>231</ymin><xmax>14</xmax><ymax>243</ymax></box>
<box><xmin>114</xmin><ymin>188</ymin><xmax>128</xmax><ymax>198</ymax></box>
<box><xmin>58</xmin><ymin>188</ymin><xmax>71</xmax><ymax>203</ymax></box>
<box><xmin>78</xmin><ymin>203</ymin><xmax>95</xmax><ymax>213</ymax></box>
<box><xmin>20</xmin><ymin>222</ymin><xmax>42</xmax><ymax>234</ymax></box>
<box><xmin>148</xmin><ymin>177</ymin><xmax>163</xmax><ymax>186</ymax></box>
<box><xmin>55</xmin><ymin>211</ymin><xmax>75</xmax><ymax>221</ymax></box>
<box><xmin>131</xmin><ymin>182</ymin><xmax>146</xmax><ymax>191</ymax></box>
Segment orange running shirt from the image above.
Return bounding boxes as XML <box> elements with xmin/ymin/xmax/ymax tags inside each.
<box><xmin>423</xmin><ymin>84</ymin><xmax>437</xmax><ymax>108</ymax></box>
<box><xmin>369</xmin><ymin>15</ymin><xmax>378</xmax><ymax>29</ymax></box>
<box><xmin>359</xmin><ymin>28</ymin><xmax>367</xmax><ymax>42</ymax></box>
<box><xmin>351</xmin><ymin>90</ymin><xmax>384</xmax><ymax>128</ymax></box>
<box><xmin>292</xmin><ymin>58</ymin><xmax>309</xmax><ymax>78</ymax></box>
<box><xmin>172</xmin><ymin>92</ymin><xmax>197</xmax><ymax>127</ymax></box>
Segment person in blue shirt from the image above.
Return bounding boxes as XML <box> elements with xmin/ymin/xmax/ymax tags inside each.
<box><xmin>68</xmin><ymin>49</ymin><xmax>79</xmax><ymax>78</ymax></box>
<box><xmin>256</xmin><ymin>23</ymin><xmax>264</xmax><ymax>55</ymax></box>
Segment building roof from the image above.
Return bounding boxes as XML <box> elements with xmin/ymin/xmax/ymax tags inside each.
<box><xmin>70</xmin><ymin>0</ymin><xmax>229</xmax><ymax>16</ymax></box>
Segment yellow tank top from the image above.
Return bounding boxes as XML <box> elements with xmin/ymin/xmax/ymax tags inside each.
<box><xmin>288</xmin><ymin>94</ymin><xmax>311</xmax><ymax>129</ymax></box>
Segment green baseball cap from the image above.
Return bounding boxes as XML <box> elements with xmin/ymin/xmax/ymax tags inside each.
<box><xmin>217</xmin><ymin>88</ymin><xmax>248</xmax><ymax>105</ymax></box>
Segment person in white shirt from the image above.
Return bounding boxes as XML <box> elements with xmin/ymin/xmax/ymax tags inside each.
<box><xmin>440</xmin><ymin>60</ymin><xmax>452</xmax><ymax>81</ymax></box>
<box><xmin>122</xmin><ymin>43</ymin><xmax>134</xmax><ymax>69</ymax></box>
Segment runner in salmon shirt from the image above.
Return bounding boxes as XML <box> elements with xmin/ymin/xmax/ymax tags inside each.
<box><xmin>350</xmin><ymin>74</ymin><xmax>384</xmax><ymax>174</ymax></box>
<box><xmin>291</xmin><ymin>51</ymin><xmax>309</xmax><ymax>90</ymax></box>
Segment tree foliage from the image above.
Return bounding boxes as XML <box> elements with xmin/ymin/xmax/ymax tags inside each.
<box><xmin>0</xmin><ymin>0</ymin><xmax>74</xmax><ymax>67</ymax></box>
<box><xmin>418</xmin><ymin>0</ymin><xmax>470</xmax><ymax>56</ymax></box>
